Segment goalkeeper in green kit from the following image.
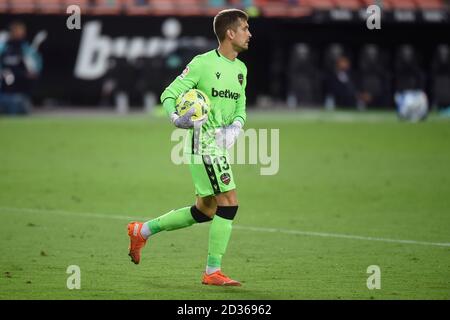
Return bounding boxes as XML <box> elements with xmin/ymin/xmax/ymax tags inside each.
<box><xmin>127</xmin><ymin>9</ymin><xmax>251</xmax><ymax>286</ymax></box>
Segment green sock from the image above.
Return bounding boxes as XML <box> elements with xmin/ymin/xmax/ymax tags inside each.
<box><xmin>145</xmin><ymin>206</ymin><xmax>196</xmax><ymax>236</ymax></box>
<box><xmin>207</xmin><ymin>215</ymin><xmax>233</xmax><ymax>268</ymax></box>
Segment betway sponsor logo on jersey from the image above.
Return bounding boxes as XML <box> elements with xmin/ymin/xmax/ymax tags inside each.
<box><xmin>211</xmin><ymin>88</ymin><xmax>240</xmax><ymax>100</ymax></box>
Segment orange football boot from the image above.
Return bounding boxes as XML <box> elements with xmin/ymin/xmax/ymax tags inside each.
<box><xmin>127</xmin><ymin>222</ymin><xmax>147</xmax><ymax>264</ymax></box>
<box><xmin>202</xmin><ymin>271</ymin><xmax>241</xmax><ymax>286</ymax></box>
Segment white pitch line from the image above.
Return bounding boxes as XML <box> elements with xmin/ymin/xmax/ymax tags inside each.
<box><xmin>0</xmin><ymin>207</ymin><xmax>141</xmax><ymax>221</ymax></box>
<box><xmin>231</xmin><ymin>225</ymin><xmax>450</xmax><ymax>247</ymax></box>
<box><xmin>1</xmin><ymin>206</ymin><xmax>450</xmax><ymax>248</ymax></box>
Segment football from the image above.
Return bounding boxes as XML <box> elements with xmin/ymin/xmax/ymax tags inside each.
<box><xmin>175</xmin><ymin>89</ymin><xmax>211</xmax><ymax>121</ymax></box>
<box><xmin>395</xmin><ymin>90</ymin><xmax>429</xmax><ymax>122</ymax></box>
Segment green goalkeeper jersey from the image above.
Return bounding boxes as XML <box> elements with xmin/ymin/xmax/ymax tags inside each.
<box><xmin>161</xmin><ymin>49</ymin><xmax>247</xmax><ymax>155</ymax></box>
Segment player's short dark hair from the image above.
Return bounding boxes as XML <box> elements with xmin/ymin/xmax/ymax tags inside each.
<box><xmin>213</xmin><ymin>9</ymin><xmax>248</xmax><ymax>42</ymax></box>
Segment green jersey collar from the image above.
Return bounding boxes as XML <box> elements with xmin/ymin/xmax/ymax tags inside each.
<box><xmin>215</xmin><ymin>49</ymin><xmax>236</xmax><ymax>63</ymax></box>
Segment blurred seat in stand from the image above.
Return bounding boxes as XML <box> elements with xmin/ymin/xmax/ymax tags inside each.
<box><xmin>431</xmin><ymin>44</ymin><xmax>450</xmax><ymax>110</ymax></box>
<box><xmin>287</xmin><ymin>43</ymin><xmax>322</xmax><ymax>108</ymax></box>
<box><xmin>357</xmin><ymin>44</ymin><xmax>391</xmax><ymax>108</ymax></box>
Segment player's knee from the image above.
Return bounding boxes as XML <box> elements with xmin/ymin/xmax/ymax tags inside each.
<box><xmin>190</xmin><ymin>205</ymin><xmax>213</xmax><ymax>223</ymax></box>
<box><xmin>216</xmin><ymin>191</ymin><xmax>238</xmax><ymax>206</ymax></box>
<box><xmin>222</xmin><ymin>197</ymin><xmax>238</xmax><ymax>206</ymax></box>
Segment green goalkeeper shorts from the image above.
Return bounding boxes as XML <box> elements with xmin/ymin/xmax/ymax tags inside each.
<box><xmin>187</xmin><ymin>153</ymin><xmax>236</xmax><ymax>197</ymax></box>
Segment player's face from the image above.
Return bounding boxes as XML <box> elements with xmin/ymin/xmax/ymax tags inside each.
<box><xmin>231</xmin><ymin>19</ymin><xmax>251</xmax><ymax>52</ymax></box>
<box><xmin>11</xmin><ymin>24</ymin><xmax>26</xmax><ymax>40</ymax></box>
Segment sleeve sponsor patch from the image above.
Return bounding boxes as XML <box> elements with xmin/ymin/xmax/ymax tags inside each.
<box><xmin>179</xmin><ymin>66</ymin><xmax>190</xmax><ymax>79</ymax></box>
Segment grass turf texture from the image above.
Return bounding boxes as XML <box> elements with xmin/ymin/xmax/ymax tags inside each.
<box><xmin>0</xmin><ymin>111</ymin><xmax>449</xmax><ymax>299</ymax></box>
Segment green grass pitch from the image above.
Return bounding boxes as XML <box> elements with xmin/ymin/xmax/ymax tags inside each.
<box><xmin>0</xmin><ymin>110</ymin><xmax>449</xmax><ymax>300</ymax></box>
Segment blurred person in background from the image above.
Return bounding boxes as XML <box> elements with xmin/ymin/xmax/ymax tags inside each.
<box><xmin>324</xmin><ymin>55</ymin><xmax>361</xmax><ymax>110</ymax></box>
<box><xmin>0</xmin><ymin>21</ymin><xmax>42</xmax><ymax>115</ymax></box>
<box><xmin>99</xmin><ymin>57</ymin><xmax>138</xmax><ymax>113</ymax></box>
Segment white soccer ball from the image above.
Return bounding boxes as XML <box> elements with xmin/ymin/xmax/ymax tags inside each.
<box><xmin>395</xmin><ymin>90</ymin><xmax>429</xmax><ymax>122</ymax></box>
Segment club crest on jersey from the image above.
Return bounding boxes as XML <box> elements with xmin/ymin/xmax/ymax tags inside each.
<box><xmin>220</xmin><ymin>173</ymin><xmax>231</xmax><ymax>185</ymax></box>
<box><xmin>238</xmin><ymin>73</ymin><xmax>244</xmax><ymax>86</ymax></box>
<box><xmin>179</xmin><ymin>66</ymin><xmax>190</xmax><ymax>79</ymax></box>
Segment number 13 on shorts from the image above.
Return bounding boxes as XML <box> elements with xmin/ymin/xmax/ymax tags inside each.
<box><xmin>188</xmin><ymin>154</ymin><xmax>236</xmax><ymax>197</ymax></box>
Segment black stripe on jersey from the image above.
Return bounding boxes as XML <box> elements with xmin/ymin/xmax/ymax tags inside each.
<box><xmin>215</xmin><ymin>49</ymin><xmax>220</xmax><ymax>57</ymax></box>
<box><xmin>162</xmin><ymin>97</ymin><xmax>175</xmax><ymax>104</ymax></box>
<box><xmin>202</xmin><ymin>155</ymin><xmax>221</xmax><ymax>195</ymax></box>
<box><xmin>191</xmin><ymin>126</ymin><xmax>201</xmax><ymax>154</ymax></box>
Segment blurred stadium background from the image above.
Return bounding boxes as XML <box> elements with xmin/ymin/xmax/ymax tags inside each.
<box><xmin>0</xmin><ymin>0</ymin><xmax>449</xmax><ymax>114</ymax></box>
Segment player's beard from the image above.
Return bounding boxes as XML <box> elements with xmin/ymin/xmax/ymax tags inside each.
<box><xmin>234</xmin><ymin>42</ymin><xmax>249</xmax><ymax>53</ymax></box>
